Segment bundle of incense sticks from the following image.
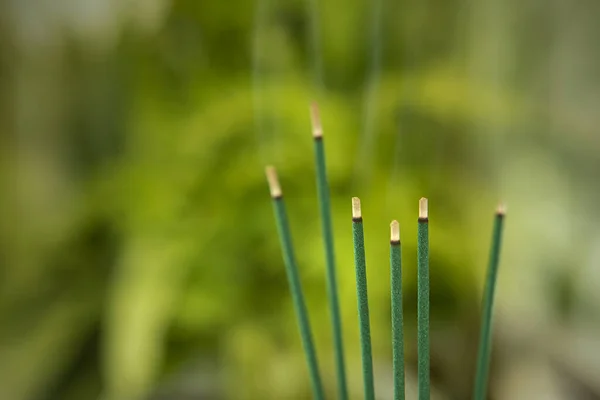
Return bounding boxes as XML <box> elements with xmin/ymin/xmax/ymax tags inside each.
<box><xmin>265</xmin><ymin>103</ymin><xmax>506</xmax><ymax>400</ymax></box>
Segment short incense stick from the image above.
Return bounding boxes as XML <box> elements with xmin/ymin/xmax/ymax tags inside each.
<box><xmin>390</xmin><ymin>220</ymin><xmax>405</xmax><ymax>400</ymax></box>
<box><xmin>310</xmin><ymin>103</ymin><xmax>348</xmax><ymax>400</ymax></box>
<box><xmin>473</xmin><ymin>204</ymin><xmax>506</xmax><ymax>400</ymax></box>
<box><xmin>265</xmin><ymin>166</ymin><xmax>325</xmax><ymax>400</ymax></box>
<box><xmin>417</xmin><ymin>197</ymin><xmax>430</xmax><ymax>400</ymax></box>
<box><xmin>351</xmin><ymin>197</ymin><xmax>375</xmax><ymax>400</ymax></box>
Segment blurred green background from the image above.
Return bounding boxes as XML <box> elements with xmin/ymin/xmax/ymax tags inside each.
<box><xmin>2</xmin><ymin>0</ymin><xmax>600</xmax><ymax>399</ymax></box>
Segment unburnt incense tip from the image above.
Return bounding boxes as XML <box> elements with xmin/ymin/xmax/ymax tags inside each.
<box><xmin>265</xmin><ymin>166</ymin><xmax>282</xmax><ymax>198</ymax></box>
<box><xmin>352</xmin><ymin>197</ymin><xmax>362</xmax><ymax>219</ymax></box>
<box><xmin>419</xmin><ymin>197</ymin><xmax>428</xmax><ymax>219</ymax></box>
<box><xmin>309</xmin><ymin>102</ymin><xmax>323</xmax><ymax>138</ymax></box>
<box><xmin>390</xmin><ymin>220</ymin><xmax>400</xmax><ymax>242</ymax></box>
<box><xmin>496</xmin><ymin>202</ymin><xmax>507</xmax><ymax>216</ymax></box>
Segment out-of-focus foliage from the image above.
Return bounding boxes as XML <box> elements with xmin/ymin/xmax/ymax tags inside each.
<box><xmin>1</xmin><ymin>0</ymin><xmax>600</xmax><ymax>399</ymax></box>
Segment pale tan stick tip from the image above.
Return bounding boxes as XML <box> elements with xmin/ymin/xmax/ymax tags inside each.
<box><xmin>496</xmin><ymin>202</ymin><xmax>507</xmax><ymax>215</ymax></box>
<box><xmin>265</xmin><ymin>166</ymin><xmax>282</xmax><ymax>198</ymax></box>
<box><xmin>309</xmin><ymin>102</ymin><xmax>323</xmax><ymax>138</ymax></box>
<box><xmin>352</xmin><ymin>197</ymin><xmax>362</xmax><ymax>219</ymax></box>
<box><xmin>419</xmin><ymin>197</ymin><xmax>428</xmax><ymax>219</ymax></box>
<box><xmin>390</xmin><ymin>220</ymin><xmax>400</xmax><ymax>242</ymax></box>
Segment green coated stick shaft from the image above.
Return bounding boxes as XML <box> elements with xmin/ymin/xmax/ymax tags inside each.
<box><xmin>311</xmin><ymin>104</ymin><xmax>348</xmax><ymax>400</ymax></box>
<box><xmin>266</xmin><ymin>167</ymin><xmax>325</xmax><ymax>400</ymax></box>
<box><xmin>473</xmin><ymin>206</ymin><xmax>506</xmax><ymax>400</ymax></box>
<box><xmin>390</xmin><ymin>220</ymin><xmax>405</xmax><ymax>400</ymax></box>
<box><xmin>351</xmin><ymin>197</ymin><xmax>375</xmax><ymax>400</ymax></box>
<box><xmin>417</xmin><ymin>198</ymin><xmax>430</xmax><ymax>400</ymax></box>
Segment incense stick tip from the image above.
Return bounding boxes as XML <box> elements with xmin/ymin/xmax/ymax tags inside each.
<box><xmin>390</xmin><ymin>220</ymin><xmax>400</xmax><ymax>242</ymax></box>
<box><xmin>309</xmin><ymin>102</ymin><xmax>323</xmax><ymax>138</ymax></box>
<box><xmin>265</xmin><ymin>166</ymin><xmax>282</xmax><ymax>198</ymax></box>
<box><xmin>419</xmin><ymin>197</ymin><xmax>428</xmax><ymax>219</ymax></box>
<box><xmin>351</xmin><ymin>197</ymin><xmax>362</xmax><ymax>219</ymax></box>
<box><xmin>496</xmin><ymin>202</ymin><xmax>507</xmax><ymax>216</ymax></box>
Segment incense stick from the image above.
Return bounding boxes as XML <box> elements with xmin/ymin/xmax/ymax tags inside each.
<box><xmin>310</xmin><ymin>103</ymin><xmax>348</xmax><ymax>400</ymax></box>
<box><xmin>351</xmin><ymin>197</ymin><xmax>375</xmax><ymax>400</ymax></box>
<box><xmin>473</xmin><ymin>204</ymin><xmax>506</xmax><ymax>400</ymax></box>
<box><xmin>417</xmin><ymin>197</ymin><xmax>430</xmax><ymax>400</ymax></box>
<box><xmin>390</xmin><ymin>220</ymin><xmax>405</xmax><ymax>400</ymax></box>
<box><xmin>265</xmin><ymin>166</ymin><xmax>325</xmax><ymax>400</ymax></box>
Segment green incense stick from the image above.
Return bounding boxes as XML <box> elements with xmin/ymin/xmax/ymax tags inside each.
<box><xmin>351</xmin><ymin>197</ymin><xmax>375</xmax><ymax>400</ymax></box>
<box><xmin>390</xmin><ymin>220</ymin><xmax>405</xmax><ymax>400</ymax></box>
<box><xmin>310</xmin><ymin>103</ymin><xmax>348</xmax><ymax>400</ymax></box>
<box><xmin>473</xmin><ymin>205</ymin><xmax>506</xmax><ymax>400</ymax></box>
<box><xmin>266</xmin><ymin>166</ymin><xmax>325</xmax><ymax>400</ymax></box>
<box><xmin>417</xmin><ymin>197</ymin><xmax>430</xmax><ymax>400</ymax></box>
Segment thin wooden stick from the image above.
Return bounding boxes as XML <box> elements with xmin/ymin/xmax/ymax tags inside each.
<box><xmin>473</xmin><ymin>204</ymin><xmax>506</xmax><ymax>400</ymax></box>
<box><xmin>266</xmin><ymin>166</ymin><xmax>325</xmax><ymax>400</ymax></box>
<box><xmin>390</xmin><ymin>220</ymin><xmax>405</xmax><ymax>400</ymax></box>
<box><xmin>310</xmin><ymin>103</ymin><xmax>348</xmax><ymax>400</ymax></box>
<box><xmin>351</xmin><ymin>197</ymin><xmax>375</xmax><ymax>400</ymax></box>
<box><xmin>417</xmin><ymin>197</ymin><xmax>430</xmax><ymax>400</ymax></box>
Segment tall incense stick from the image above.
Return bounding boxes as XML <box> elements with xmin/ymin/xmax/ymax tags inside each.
<box><xmin>310</xmin><ymin>103</ymin><xmax>348</xmax><ymax>400</ymax></box>
<box><xmin>390</xmin><ymin>220</ymin><xmax>405</xmax><ymax>400</ymax></box>
<box><xmin>417</xmin><ymin>197</ymin><xmax>430</xmax><ymax>400</ymax></box>
<box><xmin>473</xmin><ymin>204</ymin><xmax>506</xmax><ymax>400</ymax></box>
<box><xmin>351</xmin><ymin>197</ymin><xmax>375</xmax><ymax>400</ymax></box>
<box><xmin>265</xmin><ymin>166</ymin><xmax>325</xmax><ymax>400</ymax></box>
